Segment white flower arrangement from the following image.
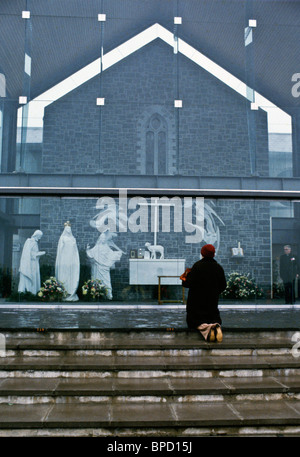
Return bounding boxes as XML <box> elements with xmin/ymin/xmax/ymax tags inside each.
<box><xmin>222</xmin><ymin>271</ymin><xmax>264</xmax><ymax>299</ymax></box>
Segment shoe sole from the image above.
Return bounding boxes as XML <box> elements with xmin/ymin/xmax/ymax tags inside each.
<box><xmin>208</xmin><ymin>329</ymin><xmax>215</xmax><ymax>342</ymax></box>
<box><xmin>216</xmin><ymin>327</ymin><xmax>223</xmax><ymax>342</ymax></box>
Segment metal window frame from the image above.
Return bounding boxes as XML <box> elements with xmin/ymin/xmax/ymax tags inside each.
<box><xmin>1</xmin><ymin>173</ymin><xmax>300</xmax><ymax>200</ymax></box>
<box><xmin>1</xmin><ymin>186</ymin><xmax>300</xmax><ymax>200</ymax></box>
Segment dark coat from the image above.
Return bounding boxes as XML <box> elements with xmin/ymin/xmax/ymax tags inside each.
<box><xmin>280</xmin><ymin>253</ymin><xmax>298</xmax><ymax>283</ymax></box>
<box><xmin>182</xmin><ymin>257</ymin><xmax>227</xmax><ymax>329</ymax></box>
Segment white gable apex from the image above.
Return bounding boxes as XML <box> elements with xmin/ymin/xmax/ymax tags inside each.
<box><xmin>18</xmin><ymin>23</ymin><xmax>290</xmax><ymax>133</ymax></box>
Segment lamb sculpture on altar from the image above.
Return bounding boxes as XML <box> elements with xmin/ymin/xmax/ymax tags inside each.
<box><xmin>145</xmin><ymin>242</ymin><xmax>164</xmax><ymax>260</ymax></box>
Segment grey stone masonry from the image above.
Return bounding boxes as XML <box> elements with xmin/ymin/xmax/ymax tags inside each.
<box><xmin>40</xmin><ymin>39</ymin><xmax>271</xmax><ymax>299</ymax></box>
<box><xmin>39</xmin><ymin>197</ymin><xmax>271</xmax><ymax>300</ymax></box>
<box><xmin>42</xmin><ymin>40</ymin><xmax>269</xmax><ymax>177</ymax></box>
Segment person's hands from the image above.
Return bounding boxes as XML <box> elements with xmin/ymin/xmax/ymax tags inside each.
<box><xmin>180</xmin><ymin>268</ymin><xmax>191</xmax><ymax>281</ymax></box>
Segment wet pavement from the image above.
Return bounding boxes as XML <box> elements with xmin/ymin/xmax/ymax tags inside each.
<box><xmin>0</xmin><ymin>302</ymin><xmax>299</xmax><ymax>330</ymax></box>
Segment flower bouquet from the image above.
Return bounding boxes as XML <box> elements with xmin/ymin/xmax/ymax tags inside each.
<box><xmin>81</xmin><ymin>279</ymin><xmax>108</xmax><ymax>301</ymax></box>
<box><xmin>222</xmin><ymin>272</ymin><xmax>264</xmax><ymax>300</ymax></box>
<box><xmin>37</xmin><ymin>277</ymin><xmax>66</xmax><ymax>302</ymax></box>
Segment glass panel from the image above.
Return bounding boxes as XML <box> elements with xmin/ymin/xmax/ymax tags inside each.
<box><xmin>98</xmin><ymin>6</ymin><xmax>177</xmax><ymax>178</ymax></box>
<box><xmin>0</xmin><ymin>7</ymin><xmax>25</xmax><ymax>173</ymax></box>
<box><xmin>1</xmin><ymin>0</ymin><xmax>299</xmax><ymax>183</ymax></box>
<box><xmin>0</xmin><ymin>195</ymin><xmax>299</xmax><ymax>306</ymax></box>
<box><xmin>0</xmin><ymin>106</ymin><xmax>3</xmax><ymax>170</ymax></box>
<box><xmin>252</xmin><ymin>3</ymin><xmax>294</xmax><ymax>179</ymax></box>
<box><xmin>10</xmin><ymin>0</ymin><xmax>180</xmax><ymax>177</ymax></box>
<box><xmin>15</xmin><ymin>10</ymin><xmax>102</xmax><ymax>174</ymax></box>
<box><xmin>251</xmin><ymin>3</ymin><xmax>296</xmax><ymax>177</ymax></box>
<box><xmin>177</xmin><ymin>2</ymin><xmax>263</xmax><ymax>178</ymax></box>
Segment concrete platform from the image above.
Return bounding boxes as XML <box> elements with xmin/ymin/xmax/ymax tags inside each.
<box><xmin>0</xmin><ymin>301</ymin><xmax>299</xmax><ymax>330</ymax></box>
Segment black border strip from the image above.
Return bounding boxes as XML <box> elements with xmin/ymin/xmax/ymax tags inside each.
<box><xmin>1</xmin><ymin>187</ymin><xmax>300</xmax><ymax>199</ymax></box>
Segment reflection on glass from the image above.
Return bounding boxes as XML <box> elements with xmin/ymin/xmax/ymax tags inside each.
<box><xmin>87</xmin><ymin>230</ymin><xmax>124</xmax><ymax>300</ymax></box>
<box><xmin>269</xmin><ymin>132</ymin><xmax>293</xmax><ymax>178</ymax></box>
<box><xmin>0</xmin><ymin>106</ymin><xmax>2</xmax><ymax>170</ymax></box>
<box><xmin>0</xmin><ymin>74</ymin><xmax>4</xmax><ymax>172</ymax></box>
<box><xmin>0</xmin><ymin>11</ymin><xmax>293</xmax><ymax>178</ymax></box>
<box><xmin>55</xmin><ymin>222</ymin><xmax>80</xmax><ymax>302</ymax></box>
<box><xmin>0</xmin><ymin>196</ymin><xmax>298</xmax><ymax>305</ymax></box>
<box><xmin>18</xmin><ymin>230</ymin><xmax>45</xmax><ymax>295</ymax></box>
<box><xmin>0</xmin><ymin>3</ymin><xmax>300</xmax><ymax>313</ymax></box>
<box><xmin>146</xmin><ymin>114</ymin><xmax>168</xmax><ymax>175</ymax></box>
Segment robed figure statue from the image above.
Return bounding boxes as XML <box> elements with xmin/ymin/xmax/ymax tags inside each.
<box><xmin>18</xmin><ymin>230</ymin><xmax>45</xmax><ymax>295</ymax></box>
<box><xmin>55</xmin><ymin>222</ymin><xmax>80</xmax><ymax>301</ymax></box>
<box><xmin>86</xmin><ymin>230</ymin><xmax>124</xmax><ymax>300</ymax></box>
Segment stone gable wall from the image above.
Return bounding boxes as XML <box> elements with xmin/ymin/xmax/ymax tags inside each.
<box><xmin>42</xmin><ymin>40</ymin><xmax>269</xmax><ymax>177</ymax></box>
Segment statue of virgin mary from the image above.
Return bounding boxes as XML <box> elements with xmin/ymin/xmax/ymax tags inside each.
<box><xmin>55</xmin><ymin>222</ymin><xmax>80</xmax><ymax>301</ymax></box>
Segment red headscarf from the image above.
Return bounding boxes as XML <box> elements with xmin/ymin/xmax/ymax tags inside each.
<box><xmin>201</xmin><ymin>244</ymin><xmax>215</xmax><ymax>258</ymax></box>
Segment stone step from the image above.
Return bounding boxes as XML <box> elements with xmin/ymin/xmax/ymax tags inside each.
<box><xmin>0</xmin><ymin>375</ymin><xmax>299</xmax><ymax>404</ymax></box>
<box><xmin>2</xmin><ymin>347</ymin><xmax>295</xmax><ymax>357</ymax></box>
<box><xmin>1</xmin><ymin>329</ymin><xmax>297</xmax><ymax>357</ymax></box>
<box><xmin>0</xmin><ymin>354</ymin><xmax>299</xmax><ymax>379</ymax></box>
<box><xmin>2</xmin><ymin>335</ymin><xmax>296</xmax><ymax>348</ymax></box>
<box><xmin>1</xmin><ymin>399</ymin><xmax>300</xmax><ymax>436</ymax></box>
<box><xmin>1</xmin><ymin>329</ymin><xmax>300</xmax><ymax>436</ymax></box>
<box><xmin>1</xmin><ymin>328</ymin><xmax>296</xmax><ymax>342</ymax></box>
<box><xmin>1</xmin><ymin>329</ymin><xmax>299</xmax><ymax>378</ymax></box>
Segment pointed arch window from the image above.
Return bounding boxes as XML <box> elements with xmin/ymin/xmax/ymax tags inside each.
<box><xmin>145</xmin><ymin>114</ymin><xmax>167</xmax><ymax>174</ymax></box>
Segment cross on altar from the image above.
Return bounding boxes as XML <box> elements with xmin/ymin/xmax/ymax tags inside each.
<box><xmin>139</xmin><ymin>197</ymin><xmax>176</xmax><ymax>245</ymax></box>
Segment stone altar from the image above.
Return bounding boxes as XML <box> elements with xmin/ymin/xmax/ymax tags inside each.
<box><xmin>129</xmin><ymin>259</ymin><xmax>186</xmax><ymax>285</ymax></box>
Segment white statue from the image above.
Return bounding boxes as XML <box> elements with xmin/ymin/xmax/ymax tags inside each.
<box><xmin>55</xmin><ymin>221</ymin><xmax>80</xmax><ymax>301</ymax></box>
<box><xmin>145</xmin><ymin>242</ymin><xmax>164</xmax><ymax>259</ymax></box>
<box><xmin>86</xmin><ymin>230</ymin><xmax>124</xmax><ymax>300</ymax></box>
<box><xmin>18</xmin><ymin>230</ymin><xmax>45</xmax><ymax>295</ymax></box>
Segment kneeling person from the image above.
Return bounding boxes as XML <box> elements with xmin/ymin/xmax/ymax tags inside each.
<box><xmin>181</xmin><ymin>244</ymin><xmax>227</xmax><ymax>342</ymax></box>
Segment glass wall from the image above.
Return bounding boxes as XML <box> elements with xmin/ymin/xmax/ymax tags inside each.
<box><xmin>0</xmin><ymin>1</ymin><xmax>300</xmax><ymax>307</ymax></box>
<box><xmin>0</xmin><ymin>1</ymin><xmax>298</xmax><ymax>179</ymax></box>
<box><xmin>0</xmin><ymin>105</ymin><xmax>3</xmax><ymax>170</ymax></box>
<box><xmin>0</xmin><ymin>195</ymin><xmax>298</xmax><ymax>304</ymax></box>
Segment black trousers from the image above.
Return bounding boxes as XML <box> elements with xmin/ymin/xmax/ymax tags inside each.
<box><xmin>284</xmin><ymin>280</ymin><xmax>296</xmax><ymax>304</ymax></box>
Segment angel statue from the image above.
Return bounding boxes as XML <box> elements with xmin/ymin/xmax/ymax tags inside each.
<box><xmin>86</xmin><ymin>230</ymin><xmax>125</xmax><ymax>300</ymax></box>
